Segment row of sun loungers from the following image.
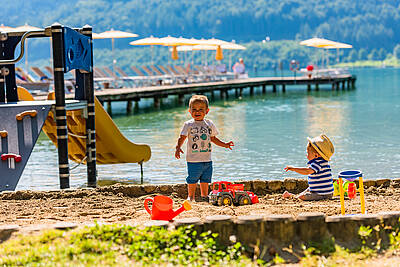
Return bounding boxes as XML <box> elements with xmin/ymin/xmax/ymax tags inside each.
<box><xmin>93</xmin><ymin>64</ymin><xmax>235</xmax><ymax>89</ymax></box>
<box><xmin>15</xmin><ymin>64</ymin><xmax>235</xmax><ymax>92</ymax></box>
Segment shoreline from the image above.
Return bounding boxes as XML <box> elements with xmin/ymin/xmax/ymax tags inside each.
<box><xmin>0</xmin><ymin>178</ymin><xmax>398</xmax><ymax>231</ymax></box>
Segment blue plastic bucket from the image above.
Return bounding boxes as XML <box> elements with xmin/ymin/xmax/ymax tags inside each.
<box><xmin>338</xmin><ymin>170</ymin><xmax>362</xmax><ymax>182</ymax></box>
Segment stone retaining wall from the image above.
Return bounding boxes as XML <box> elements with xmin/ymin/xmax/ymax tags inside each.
<box><xmin>2</xmin><ymin>212</ymin><xmax>400</xmax><ymax>262</ymax></box>
<box><xmin>0</xmin><ymin>178</ymin><xmax>398</xmax><ymax>200</ymax></box>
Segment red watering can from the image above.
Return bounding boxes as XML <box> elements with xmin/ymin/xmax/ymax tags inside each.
<box><xmin>144</xmin><ymin>195</ymin><xmax>192</xmax><ymax>221</ymax></box>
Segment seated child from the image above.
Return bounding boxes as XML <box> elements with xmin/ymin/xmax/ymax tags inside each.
<box><xmin>282</xmin><ymin>134</ymin><xmax>334</xmax><ymax>201</ymax></box>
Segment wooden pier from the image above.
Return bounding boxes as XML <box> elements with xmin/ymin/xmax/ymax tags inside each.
<box><xmin>37</xmin><ymin>74</ymin><xmax>356</xmax><ymax>113</ymax></box>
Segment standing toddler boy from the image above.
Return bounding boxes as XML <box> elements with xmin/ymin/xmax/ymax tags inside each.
<box><xmin>283</xmin><ymin>134</ymin><xmax>334</xmax><ymax>201</ymax></box>
<box><xmin>175</xmin><ymin>95</ymin><xmax>234</xmax><ymax>201</ymax></box>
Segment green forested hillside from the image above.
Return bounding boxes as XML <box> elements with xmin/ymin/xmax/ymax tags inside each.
<box><xmin>3</xmin><ymin>0</ymin><xmax>400</xmax><ymax>70</ymax></box>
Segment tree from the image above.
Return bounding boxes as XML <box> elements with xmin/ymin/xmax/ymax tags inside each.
<box><xmin>378</xmin><ymin>48</ymin><xmax>386</xmax><ymax>61</ymax></box>
<box><xmin>367</xmin><ymin>49</ymin><xmax>378</xmax><ymax>60</ymax></box>
<box><xmin>347</xmin><ymin>50</ymin><xmax>358</xmax><ymax>62</ymax></box>
<box><xmin>358</xmin><ymin>49</ymin><xmax>367</xmax><ymax>60</ymax></box>
<box><xmin>393</xmin><ymin>44</ymin><xmax>400</xmax><ymax>59</ymax></box>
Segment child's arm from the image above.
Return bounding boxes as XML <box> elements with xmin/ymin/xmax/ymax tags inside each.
<box><xmin>175</xmin><ymin>135</ymin><xmax>187</xmax><ymax>159</ymax></box>
<box><xmin>210</xmin><ymin>136</ymin><xmax>234</xmax><ymax>150</ymax></box>
<box><xmin>284</xmin><ymin>166</ymin><xmax>315</xmax><ymax>175</ymax></box>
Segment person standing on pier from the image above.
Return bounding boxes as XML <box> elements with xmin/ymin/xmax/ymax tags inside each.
<box><xmin>175</xmin><ymin>95</ymin><xmax>234</xmax><ymax>202</ymax></box>
<box><xmin>232</xmin><ymin>58</ymin><xmax>246</xmax><ymax>78</ymax></box>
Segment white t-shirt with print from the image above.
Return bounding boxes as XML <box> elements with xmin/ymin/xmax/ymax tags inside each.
<box><xmin>180</xmin><ymin>119</ymin><xmax>219</xmax><ymax>163</ymax></box>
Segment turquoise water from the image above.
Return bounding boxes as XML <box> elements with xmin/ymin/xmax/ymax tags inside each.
<box><xmin>18</xmin><ymin>68</ymin><xmax>400</xmax><ymax>190</ymax></box>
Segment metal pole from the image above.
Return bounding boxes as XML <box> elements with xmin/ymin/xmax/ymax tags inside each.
<box><xmin>51</xmin><ymin>23</ymin><xmax>70</xmax><ymax>189</ymax></box>
<box><xmin>112</xmin><ymin>37</ymin><xmax>115</xmax><ymax>77</ymax></box>
<box><xmin>82</xmin><ymin>25</ymin><xmax>97</xmax><ymax>188</ymax></box>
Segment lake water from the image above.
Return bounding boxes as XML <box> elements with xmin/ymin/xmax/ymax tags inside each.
<box><xmin>17</xmin><ymin>68</ymin><xmax>400</xmax><ymax>190</ymax></box>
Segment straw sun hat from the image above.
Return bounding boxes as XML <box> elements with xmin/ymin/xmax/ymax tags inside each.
<box><xmin>307</xmin><ymin>134</ymin><xmax>334</xmax><ymax>161</ymax></box>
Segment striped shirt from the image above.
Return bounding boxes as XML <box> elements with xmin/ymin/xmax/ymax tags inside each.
<box><xmin>307</xmin><ymin>157</ymin><xmax>334</xmax><ymax>195</ymax></box>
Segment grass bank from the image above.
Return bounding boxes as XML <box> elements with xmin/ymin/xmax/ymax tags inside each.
<box><xmin>2</xmin><ymin>221</ymin><xmax>400</xmax><ymax>266</ymax></box>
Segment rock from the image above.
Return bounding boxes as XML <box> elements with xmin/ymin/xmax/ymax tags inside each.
<box><xmin>252</xmin><ymin>180</ymin><xmax>267</xmax><ymax>195</ymax></box>
<box><xmin>376</xmin><ymin>179</ymin><xmax>390</xmax><ymax>188</ymax></box>
<box><xmin>283</xmin><ymin>178</ymin><xmax>297</xmax><ymax>191</ymax></box>
<box><xmin>143</xmin><ymin>185</ymin><xmax>157</xmax><ymax>194</ymax></box>
<box><xmin>0</xmin><ymin>225</ymin><xmax>19</xmax><ymax>242</ymax></box>
<box><xmin>268</xmin><ymin>180</ymin><xmax>282</xmax><ymax>192</ymax></box>
<box><xmin>159</xmin><ymin>184</ymin><xmax>172</xmax><ymax>193</ymax></box>
<box><xmin>296</xmin><ymin>179</ymin><xmax>308</xmax><ymax>193</ymax></box>
<box><xmin>391</xmin><ymin>178</ymin><xmax>400</xmax><ymax>188</ymax></box>
<box><xmin>363</xmin><ymin>180</ymin><xmax>376</xmax><ymax>188</ymax></box>
<box><xmin>172</xmin><ymin>184</ymin><xmax>187</xmax><ymax>199</ymax></box>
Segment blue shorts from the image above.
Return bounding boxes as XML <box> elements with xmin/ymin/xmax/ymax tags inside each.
<box><xmin>186</xmin><ymin>161</ymin><xmax>213</xmax><ymax>184</ymax></box>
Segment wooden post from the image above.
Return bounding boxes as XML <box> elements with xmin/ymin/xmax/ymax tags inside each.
<box><xmin>235</xmin><ymin>89</ymin><xmax>239</xmax><ymax>98</ymax></box>
<box><xmin>250</xmin><ymin>86</ymin><xmax>254</xmax><ymax>96</ymax></box>
<box><xmin>51</xmin><ymin>23</ymin><xmax>70</xmax><ymax>189</ymax></box>
<box><xmin>315</xmin><ymin>84</ymin><xmax>319</xmax><ymax>91</ymax></box>
<box><xmin>107</xmin><ymin>101</ymin><xmax>112</xmax><ymax>114</ymax></box>
<box><xmin>154</xmin><ymin>96</ymin><xmax>160</xmax><ymax>108</ymax></box>
<box><xmin>82</xmin><ymin>25</ymin><xmax>97</xmax><ymax>188</ymax></box>
<box><xmin>332</xmin><ymin>83</ymin><xmax>336</xmax><ymax>90</ymax></box>
<box><xmin>127</xmin><ymin>100</ymin><xmax>132</xmax><ymax>113</ymax></box>
<box><xmin>178</xmin><ymin>94</ymin><xmax>185</xmax><ymax>105</ymax></box>
<box><xmin>134</xmin><ymin>100</ymin><xmax>139</xmax><ymax>113</ymax></box>
<box><xmin>341</xmin><ymin>81</ymin><xmax>345</xmax><ymax>90</ymax></box>
<box><xmin>239</xmin><ymin>88</ymin><xmax>243</xmax><ymax>97</ymax></box>
<box><xmin>273</xmin><ymin>84</ymin><xmax>277</xmax><ymax>93</ymax></box>
<box><xmin>307</xmin><ymin>84</ymin><xmax>311</xmax><ymax>91</ymax></box>
<box><xmin>282</xmin><ymin>84</ymin><xmax>286</xmax><ymax>92</ymax></box>
<box><xmin>262</xmin><ymin>85</ymin><xmax>266</xmax><ymax>94</ymax></box>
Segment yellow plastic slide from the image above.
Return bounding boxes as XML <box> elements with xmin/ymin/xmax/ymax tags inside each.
<box><xmin>18</xmin><ymin>87</ymin><xmax>151</xmax><ymax>164</ymax></box>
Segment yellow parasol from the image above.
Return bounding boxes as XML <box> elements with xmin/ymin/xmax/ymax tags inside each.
<box><xmin>93</xmin><ymin>29</ymin><xmax>138</xmax><ymax>74</ymax></box>
<box><xmin>300</xmin><ymin>37</ymin><xmax>352</xmax><ymax>66</ymax></box>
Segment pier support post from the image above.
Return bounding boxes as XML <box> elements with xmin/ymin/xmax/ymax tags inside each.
<box><xmin>347</xmin><ymin>80</ymin><xmax>351</xmax><ymax>89</ymax></box>
<box><xmin>250</xmin><ymin>86</ymin><xmax>254</xmax><ymax>96</ymax></box>
<box><xmin>351</xmin><ymin>79</ymin><xmax>355</xmax><ymax>89</ymax></box>
<box><xmin>307</xmin><ymin>84</ymin><xmax>311</xmax><ymax>91</ymax></box>
<box><xmin>225</xmin><ymin>89</ymin><xmax>229</xmax><ymax>99</ymax></box>
<box><xmin>239</xmin><ymin>88</ymin><xmax>243</xmax><ymax>97</ymax></box>
<box><xmin>51</xmin><ymin>23</ymin><xmax>70</xmax><ymax>189</ymax></box>
<box><xmin>210</xmin><ymin>90</ymin><xmax>215</xmax><ymax>100</ymax></box>
<box><xmin>134</xmin><ymin>100</ymin><xmax>139</xmax><ymax>113</ymax></box>
<box><xmin>282</xmin><ymin>84</ymin><xmax>286</xmax><ymax>93</ymax></box>
<box><xmin>154</xmin><ymin>97</ymin><xmax>160</xmax><ymax>108</ymax></box>
<box><xmin>82</xmin><ymin>25</ymin><xmax>97</xmax><ymax>188</ymax></box>
<box><xmin>332</xmin><ymin>83</ymin><xmax>336</xmax><ymax>90</ymax></box>
<box><xmin>178</xmin><ymin>94</ymin><xmax>185</xmax><ymax>105</ymax></box>
<box><xmin>315</xmin><ymin>84</ymin><xmax>319</xmax><ymax>91</ymax></box>
<box><xmin>127</xmin><ymin>101</ymin><xmax>132</xmax><ymax>113</ymax></box>
<box><xmin>235</xmin><ymin>89</ymin><xmax>239</xmax><ymax>98</ymax></box>
<box><xmin>107</xmin><ymin>101</ymin><xmax>112</xmax><ymax>114</ymax></box>
<box><xmin>341</xmin><ymin>81</ymin><xmax>345</xmax><ymax>90</ymax></box>
<box><xmin>262</xmin><ymin>85</ymin><xmax>266</xmax><ymax>94</ymax></box>
<box><xmin>273</xmin><ymin>84</ymin><xmax>277</xmax><ymax>93</ymax></box>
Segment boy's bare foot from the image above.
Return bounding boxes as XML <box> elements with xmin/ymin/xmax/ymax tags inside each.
<box><xmin>282</xmin><ymin>191</ymin><xmax>293</xmax><ymax>198</ymax></box>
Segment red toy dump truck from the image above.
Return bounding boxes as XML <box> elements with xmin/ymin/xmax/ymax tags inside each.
<box><xmin>209</xmin><ymin>181</ymin><xmax>259</xmax><ymax>206</ymax></box>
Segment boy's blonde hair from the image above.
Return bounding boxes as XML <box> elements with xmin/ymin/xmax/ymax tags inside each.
<box><xmin>189</xmin><ymin>95</ymin><xmax>209</xmax><ymax>109</ymax></box>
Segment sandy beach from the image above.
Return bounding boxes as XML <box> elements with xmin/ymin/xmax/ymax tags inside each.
<box><xmin>0</xmin><ymin>182</ymin><xmax>398</xmax><ymax>231</ymax></box>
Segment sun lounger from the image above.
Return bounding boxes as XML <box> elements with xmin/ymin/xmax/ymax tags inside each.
<box><xmin>30</xmin><ymin>66</ymin><xmax>52</xmax><ymax>81</ymax></box>
<box><xmin>150</xmin><ymin>65</ymin><xmax>174</xmax><ymax>85</ymax></box>
<box><xmin>130</xmin><ymin>66</ymin><xmax>161</xmax><ymax>86</ymax></box>
<box><xmin>15</xmin><ymin>67</ymin><xmax>50</xmax><ymax>94</ymax></box>
<box><xmin>114</xmin><ymin>66</ymin><xmax>146</xmax><ymax>87</ymax></box>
